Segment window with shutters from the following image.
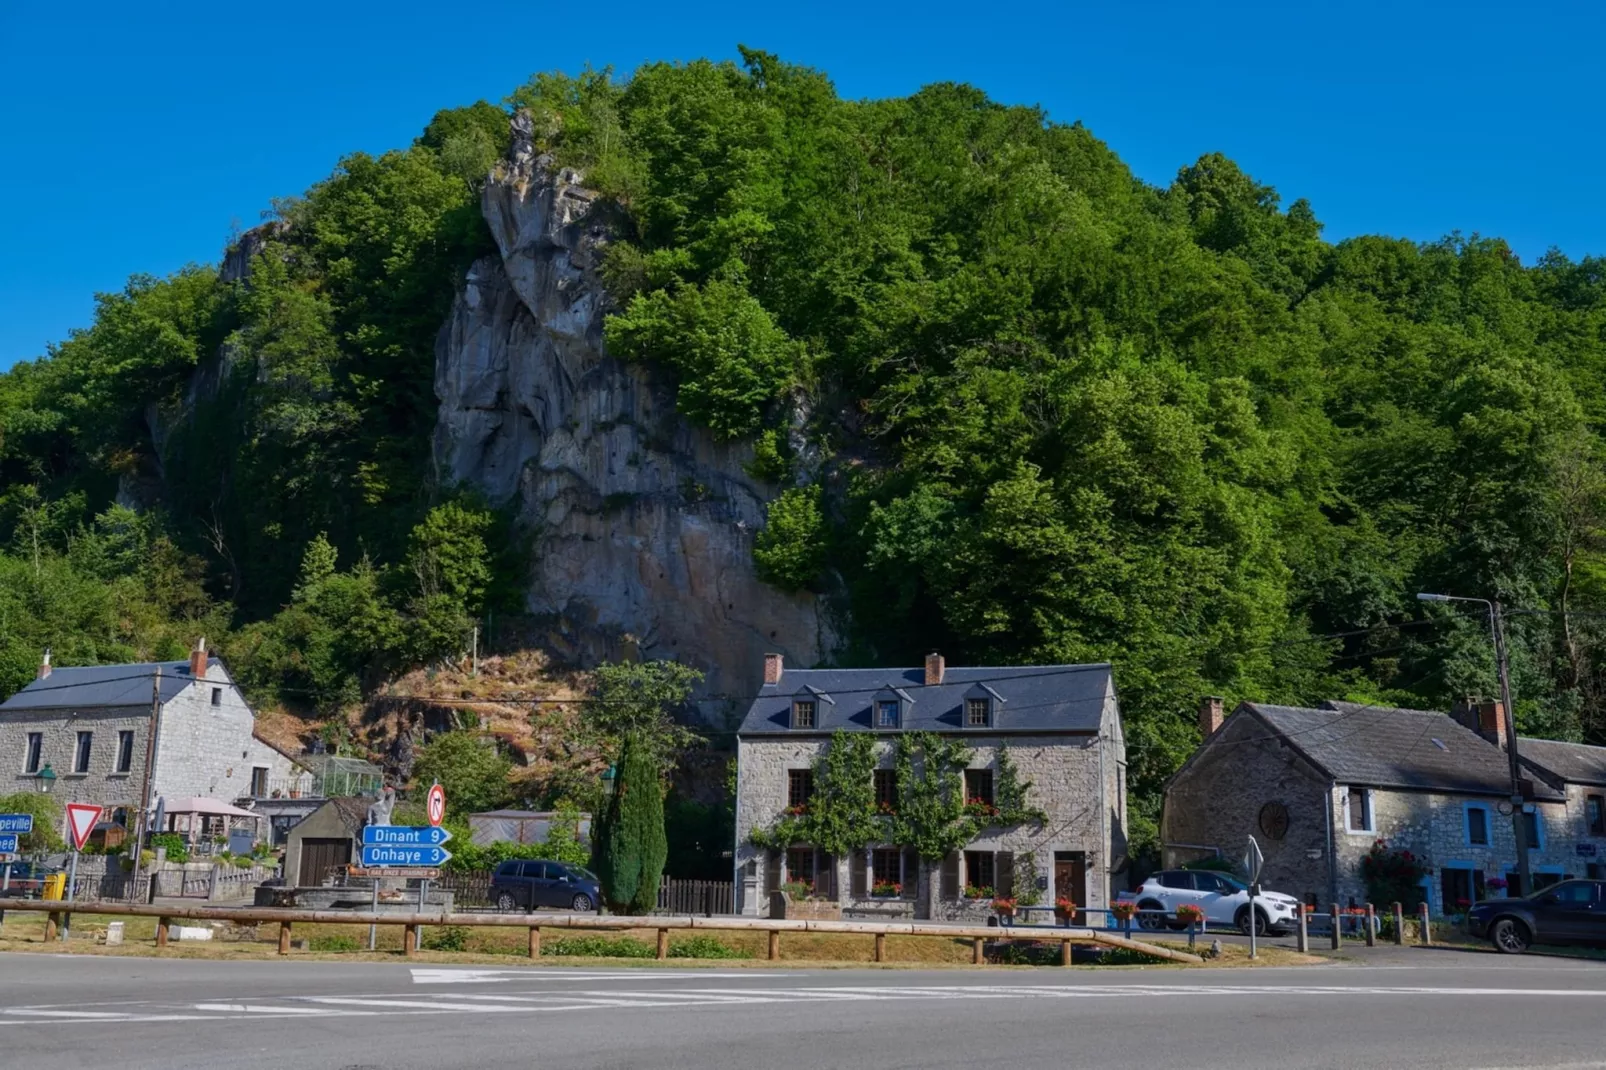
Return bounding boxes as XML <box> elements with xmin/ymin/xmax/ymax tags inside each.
<box><xmin>1344</xmin><ymin>787</ymin><xmax>1374</xmax><ymax>833</ymax></box>
<box><xmin>787</xmin><ymin>846</ymin><xmax>817</xmax><ymax>891</ymax></box>
<box><xmin>964</xmin><ymin>768</ymin><xmax>995</xmax><ymax>809</ymax></box>
<box><xmin>871</xmin><ymin>848</ymin><xmax>902</xmax><ymax>896</ymax></box>
<box><xmin>873</xmin><ymin>769</ymin><xmax>897</xmax><ymax>813</ymax></box>
<box><xmin>792</xmin><ymin>700</ymin><xmax>816</xmax><ymax>729</ymax></box>
<box><xmin>964</xmin><ymin>851</ymin><xmax>996</xmax><ymax>897</ymax></box>
<box><xmin>787</xmin><ymin>769</ymin><xmax>814</xmax><ymax>813</ymax></box>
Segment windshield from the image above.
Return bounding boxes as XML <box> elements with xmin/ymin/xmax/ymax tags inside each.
<box><xmin>1213</xmin><ymin>874</ymin><xmax>1248</xmax><ymax>891</ymax></box>
<box><xmin>568</xmin><ymin>866</ymin><xmax>598</xmax><ymax>882</ymax></box>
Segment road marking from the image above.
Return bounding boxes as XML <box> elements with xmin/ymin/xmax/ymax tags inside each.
<box><xmin>409</xmin><ymin>968</ymin><xmax>782</xmax><ymax>984</ymax></box>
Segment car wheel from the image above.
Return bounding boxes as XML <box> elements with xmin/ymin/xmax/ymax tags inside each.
<box><xmin>1136</xmin><ymin>899</ymin><xmax>1167</xmax><ymax>930</ymax></box>
<box><xmin>1236</xmin><ymin>906</ymin><xmax>1269</xmax><ymax>936</ymax></box>
<box><xmin>571</xmin><ymin>893</ymin><xmax>594</xmax><ymax>913</ymax></box>
<box><xmin>1491</xmin><ymin>918</ymin><xmax>1531</xmax><ymax>954</ymax></box>
<box><xmin>495</xmin><ymin>891</ymin><xmax>517</xmax><ymax>913</ymax></box>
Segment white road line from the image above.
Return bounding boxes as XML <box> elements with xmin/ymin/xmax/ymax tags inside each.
<box><xmin>409</xmin><ymin>968</ymin><xmax>781</xmax><ymax>984</ymax></box>
<box><xmin>302</xmin><ymin>998</ymin><xmax>539</xmax><ymax>1012</ymax></box>
<box><xmin>193</xmin><ymin>1004</ymin><xmax>352</xmax><ymax>1015</ymax></box>
<box><xmin>2</xmin><ymin>1010</ymin><xmax>139</xmax><ymax>1019</ymax></box>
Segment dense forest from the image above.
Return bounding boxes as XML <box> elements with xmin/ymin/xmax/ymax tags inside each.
<box><xmin>3</xmin><ymin>50</ymin><xmax>1605</xmax><ymax>844</ymax></box>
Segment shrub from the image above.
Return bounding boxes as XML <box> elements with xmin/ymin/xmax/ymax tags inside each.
<box><xmin>423</xmin><ymin>925</ymin><xmax>470</xmax><ymax>952</ymax></box>
<box><xmin>594</xmin><ymin>734</ymin><xmax>667</xmax><ymax>915</ymax></box>
<box><xmin>668</xmin><ymin>935</ymin><xmax>751</xmax><ymax>960</ymax></box>
<box><xmin>780</xmin><ymin>879</ymin><xmax>814</xmax><ymax>902</ymax></box>
<box><xmin>1359</xmin><ymin>840</ymin><xmax>1429</xmax><ymax>910</ymax></box>
<box><xmin>543</xmin><ymin>935</ymin><xmax>655</xmax><ymax>958</ymax></box>
<box><xmin>149</xmin><ymin>833</ymin><xmax>189</xmax><ymax>864</ymax></box>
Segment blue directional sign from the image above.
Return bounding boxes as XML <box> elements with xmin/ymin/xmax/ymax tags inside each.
<box><xmin>360</xmin><ymin>844</ymin><xmax>452</xmax><ymax>868</ymax></box>
<box><xmin>0</xmin><ymin>814</ymin><xmax>34</xmax><ymax>835</ymax></box>
<box><xmin>0</xmin><ymin>834</ymin><xmax>18</xmax><ymax>853</ymax></box>
<box><xmin>361</xmin><ymin>825</ymin><xmax>452</xmax><ymax>847</ymax></box>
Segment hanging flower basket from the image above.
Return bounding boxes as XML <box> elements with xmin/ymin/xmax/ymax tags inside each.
<box><xmin>1109</xmin><ymin>901</ymin><xmax>1137</xmax><ymax>923</ymax></box>
<box><xmin>1176</xmin><ymin>903</ymin><xmax>1206</xmax><ymax>926</ymax></box>
<box><xmin>993</xmin><ymin>896</ymin><xmax>1018</xmax><ymax>918</ymax></box>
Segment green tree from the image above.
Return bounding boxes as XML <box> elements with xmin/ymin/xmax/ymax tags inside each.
<box><xmin>593</xmin><ymin>734</ymin><xmax>667</xmax><ymax>914</ymax></box>
<box><xmin>411</xmin><ymin>731</ymin><xmax>513</xmax><ymax>816</ymax></box>
<box><xmin>580</xmin><ymin>660</ymin><xmax>703</xmax><ymax>767</ymax></box>
<box><xmin>753</xmin><ymin>484</ymin><xmax>826</xmax><ymax>590</ymax></box>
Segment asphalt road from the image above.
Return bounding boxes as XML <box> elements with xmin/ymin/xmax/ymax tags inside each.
<box><xmin>3</xmin><ymin>948</ymin><xmax>1606</xmax><ymax>1069</ymax></box>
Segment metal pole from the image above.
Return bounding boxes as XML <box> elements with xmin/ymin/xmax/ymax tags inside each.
<box><xmin>368</xmin><ymin>881</ymin><xmax>378</xmax><ymax>951</ymax></box>
<box><xmin>130</xmin><ymin>666</ymin><xmax>162</xmax><ymax>899</ymax></box>
<box><xmin>1491</xmin><ymin>601</ymin><xmax>1533</xmax><ymax>894</ymax></box>
<box><xmin>1248</xmin><ymin>887</ymin><xmax>1257</xmax><ymax>960</ymax></box>
<box><xmin>61</xmin><ymin>849</ymin><xmax>78</xmax><ymax>942</ymax></box>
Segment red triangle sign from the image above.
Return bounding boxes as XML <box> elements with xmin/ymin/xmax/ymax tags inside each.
<box><xmin>66</xmin><ymin>803</ymin><xmax>102</xmax><ymax>852</ymax></box>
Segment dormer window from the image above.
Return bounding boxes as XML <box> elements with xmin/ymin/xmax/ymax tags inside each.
<box><xmin>965</xmin><ymin>698</ymin><xmax>990</xmax><ymax>727</ymax></box>
<box><xmin>876</xmin><ymin>700</ymin><xmax>900</xmax><ymax>728</ymax></box>
<box><xmin>792</xmin><ymin>700</ymin><xmax>816</xmax><ymax>729</ymax></box>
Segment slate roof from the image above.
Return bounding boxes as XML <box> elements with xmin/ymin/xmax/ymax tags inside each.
<box><xmin>1238</xmin><ymin>701</ymin><xmax>1565</xmax><ymax>800</ymax></box>
<box><xmin>1518</xmin><ymin>737</ymin><xmax>1606</xmax><ymax>788</ymax></box>
<box><xmin>736</xmin><ymin>663</ymin><xmax>1113</xmax><ymax>736</ymax></box>
<box><xmin>0</xmin><ymin>659</ymin><xmax>222</xmax><ymax>712</ymax></box>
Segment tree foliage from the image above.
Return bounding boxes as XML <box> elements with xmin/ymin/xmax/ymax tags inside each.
<box><xmin>593</xmin><ymin>734</ymin><xmax>668</xmax><ymax>914</ymax></box>
<box><xmin>411</xmin><ymin>730</ymin><xmax>514</xmax><ymax>816</ymax></box>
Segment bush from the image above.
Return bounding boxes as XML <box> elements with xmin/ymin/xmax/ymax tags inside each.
<box><xmin>1359</xmin><ymin>840</ymin><xmax>1429</xmax><ymax>910</ymax></box>
<box><xmin>594</xmin><ymin>734</ymin><xmax>667</xmax><ymax>915</ymax></box>
<box><xmin>542</xmin><ymin>935</ymin><xmax>655</xmax><ymax>958</ymax></box>
<box><xmin>753</xmin><ymin>485</ymin><xmax>826</xmax><ymax>590</ymax></box>
<box><xmin>149</xmin><ymin>833</ymin><xmax>189</xmax><ymax>863</ymax></box>
<box><xmin>309</xmin><ymin>933</ymin><xmax>361</xmax><ymax>952</ymax></box>
<box><xmin>668</xmin><ymin>935</ymin><xmax>750</xmax><ymax>959</ymax></box>
<box><xmin>423</xmin><ymin>925</ymin><xmax>470</xmax><ymax>952</ymax></box>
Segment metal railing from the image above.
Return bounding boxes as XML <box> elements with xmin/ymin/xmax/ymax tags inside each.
<box><xmin>0</xmin><ymin>899</ymin><xmax>1202</xmax><ymax>965</ymax></box>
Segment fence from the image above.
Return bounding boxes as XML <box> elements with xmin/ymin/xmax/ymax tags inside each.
<box><xmin>0</xmin><ymin>899</ymin><xmax>1202</xmax><ymax>965</ymax></box>
<box><xmin>435</xmin><ymin>871</ymin><xmax>492</xmax><ymax>908</ymax></box>
<box><xmin>656</xmin><ymin>879</ymin><xmax>733</xmax><ymax>916</ymax></box>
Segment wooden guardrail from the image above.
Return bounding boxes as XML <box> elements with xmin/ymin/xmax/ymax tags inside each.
<box><xmin>0</xmin><ymin>899</ymin><xmax>1202</xmax><ymax>965</ymax></box>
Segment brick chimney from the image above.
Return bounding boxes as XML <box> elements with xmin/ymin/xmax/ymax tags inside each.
<box><xmin>37</xmin><ymin>649</ymin><xmax>51</xmax><ymax>680</ymax></box>
<box><xmin>1453</xmin><ymin>698</ymin><xmax>1507</xmax><ymax>750</ymax></box>
<box><xmin>763</xmin><ymin>653</ymin><xmax>784</xmax><ymax>686</ymax></box>
<box><xmin>1199</xmin><ymin>696</ymin><xmax>1224</xmax><ymax>738</ymax></box>
<box><xmin>189</xmin><ymin>637</ymin><xmax>209</xmax><ymax>679</ymax></box>
<box><xmin>924</xmin><ymin>652</ymin><xmax>945</xmax><ymax>686</ymax></box>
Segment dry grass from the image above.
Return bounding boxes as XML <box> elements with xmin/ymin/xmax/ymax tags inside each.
<box><xmin>0</xmin><ymin>913</ymin><xmax>1323</xmax><ymax>969</ymax></box>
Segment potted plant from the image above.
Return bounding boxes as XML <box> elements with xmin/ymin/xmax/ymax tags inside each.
<box><xmin>780</xmin><ymin>879</ymin><xmax>814</xmax><ymax>902</ymax></box>
<box><xmin>1487</xmin><ymin>877</ymin><xmax>1508</xmax><ymax>897</ymax></box>
<box><xmin>993</xmin><ymin>896</ymin><xmax>1018</xmax><ymax>921</ymax></box>
<box><xmin>963</xmin><ymin>884</ymin><xmax>994</xmax><ymax>900</ymax></box>
<box><xmin>1109</xmin><ymin>900</ymin><xmax>1137</xmax><ymax>931</ymax></box>
<box><xmin>870</xmin><ymin>879</ymin><xmax>902</xmax><ymax>898</ymax></box>
<box><xmin>1176</xmin><ymin>903</ymin><xmax>1206</xmax><ymax>927</ymax></box>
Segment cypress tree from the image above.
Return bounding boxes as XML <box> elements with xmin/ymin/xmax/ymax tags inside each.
<box><xmin>596</xmin><ymin>733</ymin><xmax>667</xmax><ymax>914</ymax></box>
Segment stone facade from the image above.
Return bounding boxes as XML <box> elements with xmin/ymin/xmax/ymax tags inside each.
<box><xmin>3</xmin><ymin>706</ymin><xmax>151</xmax><ymax>817</ymax></box>
<box><xmin>734</xmin><ymin>694</ymin><xmax>1127</xmax><ymax>921</ymax></box>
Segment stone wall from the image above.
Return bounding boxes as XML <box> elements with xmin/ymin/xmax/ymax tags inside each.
<box><xmin>151</xmin><ymin>664</ymin><xmax>303</xmax><ymax>803</ymax></box>
<box><xmin>1</xmin><ymin>706</ymin><xmax>151</xmax><ymax>824</ymax></box>
<box><xmin>734</xmin><ymin>727</ymin><xmax>1122</xmax><ymax>920</ymax></box>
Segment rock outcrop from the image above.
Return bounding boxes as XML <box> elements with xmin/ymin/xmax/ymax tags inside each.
<box><xmin>432</xmin><ymin>114</ymin><xmax>832</xmax><ymax>716</ymax></box>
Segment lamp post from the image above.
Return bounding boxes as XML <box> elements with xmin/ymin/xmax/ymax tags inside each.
<box><xmin>1417</xmin><ymin>592</ymin><xmax>1532</xmax><ymax>892</ymax></box>
<box><xmin>34</xmin><ymin>763</ymin><xmax>55</xmax><ymax>793</ymax></box>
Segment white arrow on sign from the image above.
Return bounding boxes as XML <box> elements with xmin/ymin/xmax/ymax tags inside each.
<box><xmin>66</xmin><ymin>803</ymin><xmax>102</xmax><ymax>852</ymax></box>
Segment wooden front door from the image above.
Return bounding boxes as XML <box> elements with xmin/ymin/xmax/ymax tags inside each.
<box><xmin>1054</xmin><ymin>852</ymin><xmax>1087</xmax><ymax>925</ymax></box>
<box><xmin>298</xmin><ymin>838</ymin><xmax>352</xmax><ymax>886</ymax></box>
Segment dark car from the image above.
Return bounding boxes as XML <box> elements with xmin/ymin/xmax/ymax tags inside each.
<box><xmin>1467</xmin><ymin>879</ymin><xmax>1606</xmax><ymax>953</ymax></box>
<box><xmin>0</xmin><ymin>861</ymin><xmax>53</xmax><ymax>899</ymax></box>
<box><xmin>489</xmin><ymin>860</ymin><xmax>601</xmax><ymax>914</ymax></box>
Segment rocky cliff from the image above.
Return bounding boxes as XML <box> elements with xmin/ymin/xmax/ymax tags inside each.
<box><xmin>432</xmin><ymin>113</ymin><xmax>833</xmax><ymax>716</ymax></box>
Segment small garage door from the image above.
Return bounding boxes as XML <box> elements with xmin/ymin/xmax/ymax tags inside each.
<box><xmin>299</xmin><ymin>838</ymin><xmax>352</xmax><ymax>886</ymax></box>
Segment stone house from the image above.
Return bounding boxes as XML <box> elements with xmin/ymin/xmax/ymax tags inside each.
<box><xmin>281</xmin><ymin>796</ymin><xmax>371</xmax><ymax>887</ymax></box>
<box><xmin>1163</xmin><ymin>697</ymin><xmax>1606</xmax><ymax>914</ymax></box>
<box><xmin>733</xmin><ymin>653</ymin><xmax>1127</xmax><ymax>920</ymax></box>
<box><xmin>0</xmin><ymin>642</ymin><xmax>305</xmax><ymax>842</ymax></box>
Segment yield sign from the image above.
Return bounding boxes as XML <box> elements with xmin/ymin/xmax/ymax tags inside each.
<box><xmin>66</xmin><ymin>803</ymin><xmax>102</xmax><ymax>852</ymax></box>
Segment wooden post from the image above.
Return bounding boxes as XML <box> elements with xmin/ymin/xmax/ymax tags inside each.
<box><xmin>874</xmin><ymin>932</ymin><xmax>886</xmax><ymax>963</ymax></box>
<box><xmin>657</xmin><ymin>928</ymin><xmax>669</xmax><ymax>960</ymax></box>
<box><xmin>156</xmin><ymin>916</ymin><xmax>171</xmax><ymax>949</ymax></box>
<box><xmin>1296</xmin><ymin>907</ymin><xmax>1308</xmax><ymax>952</ymax></box>
<box><xmin>1364</xmin><ymin>904</ymin><xmax>1376</xmax><ymax>947</ymax></box>
<box><xmin>972</xmin><ymin>937</ymin><xmax>984</xmax><ymax>964</ymax></box>
<box><xmin>1060</xmin><ymin>939</ymin><xmax>1072</xmax><ymax>966</ymax></box>
<box><xmin>404</xmin><ymin>924</ymin><xmax>419</xmax><ymax>956</ymax></box>
<box><xmin>1392</xmin><ymin>902</ymin><xmax>1405</xmax><ymax>946</ymax></box>
<box><xmin>1418</xmin><ymin>902</ymin><xmax>1432</xmax><ymax>946</ymax></box>
<box><xmin>277</xmin><ymin>921</ymin><xmax>291</xmax><ymax>955</ymax></box>
<box><xmin>1330</xmin><ymin>904</ymin><xmax>1341</xmax><ymax>950</ymax></box>
<box><xmin>43</xmin><ymin>912</ymin><xmax>59</xmax><ymax>943</ymax></box>
<box><xmin>767</xmin><ymin>929</ymin><xmax>780</xmax><ymax>961</ymax></box>
<box><xmin>528</xmin><ymin>926</ymin><xmax>541</xmax><ymax>959</ymax></box>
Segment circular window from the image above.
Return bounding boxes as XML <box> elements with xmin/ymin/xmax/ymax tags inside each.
<box><xmin>1259</xmin><ymin>801</ymin><xmax>1290</xmax><ymax>841</ymax></box>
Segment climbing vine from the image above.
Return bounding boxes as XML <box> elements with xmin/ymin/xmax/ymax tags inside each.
<box><xmin>749</xmin><ymin>731</ymin><xmax>880</xmax><ymax>855</ymax></box>
<box><xmin>994</xmin><ymin>745</ymin><xmax>1047</xmax><ymax>826</ymax></box>
<box><xmin>890</xmin><ymin>731</ymin><xmax>976</xmax><ymax>860</ymax></box>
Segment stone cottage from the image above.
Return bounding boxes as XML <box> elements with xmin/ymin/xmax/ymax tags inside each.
<box><xmin>733</xmin><ymin>654</ymin><xmax>1128</xmax><ymax>920</ymax></box>
<box><xmin>1163</xmin><ymin>697</ymin><xmax>1606</xmax><ymax>914</ymax></box>
<box><xmin>0</xmin><ymin>642</ymin><xmax>305</xmax><ymax>841</ymax></box>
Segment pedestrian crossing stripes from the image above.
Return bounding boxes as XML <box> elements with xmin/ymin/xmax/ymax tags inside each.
<box><xmin>5</xmin><ymin>978</ymin><xmax>1606</xmax><ymax>1025</ymax></box>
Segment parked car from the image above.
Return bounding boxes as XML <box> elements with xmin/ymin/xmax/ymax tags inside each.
<box><xmin>1132</xmin><ymin>869</ymin><xmax>1303</xmax><ymax>935</ymax></box>
<box><xmin>489</xmin><ymin>860</ymin><xmax>601</xmax><ymax>913</ymax></box>
<box><xmin>0</xmin><ymin>861</ymin><xmax>57</xmax><ymax>899</ymax></box>
<box><xmin>1467</xmin><ymin>879</ymin><xmax>1606</xmax><ymax>954</ymax></box>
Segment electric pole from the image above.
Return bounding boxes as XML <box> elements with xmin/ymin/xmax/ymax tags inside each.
<box><xmin>1418</xmin><ymin>593</ymin><xmax>1533</xmax><ymax>893</ymax></box>
<box><xmin>129</xmin><ymin>665</ymin><xmax>162</xmax><ymax>900</ymax></box>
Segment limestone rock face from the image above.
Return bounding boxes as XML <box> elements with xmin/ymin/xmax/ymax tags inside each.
<box><xmin>432</xmin><ymin>116</ymin><xmax>832</xmax><ymax>714</ymax></box>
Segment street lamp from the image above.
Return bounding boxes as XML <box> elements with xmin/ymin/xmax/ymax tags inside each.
<box><xmin>34</xmin><ymin>763</ymin><xmax>55</xmax><ymax>793</ymax></box>
<box><xmin>1417</xmin><ymin>592</ymin><xmax>1532</xmax><ymax>892</ymax></box>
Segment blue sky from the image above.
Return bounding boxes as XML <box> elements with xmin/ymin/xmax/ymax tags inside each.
<box><xmin>2</xmin><ymin>0</ymin><xmax>1601</xmax><ymax>369</ymax></box>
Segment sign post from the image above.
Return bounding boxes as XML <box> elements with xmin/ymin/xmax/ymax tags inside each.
<box><xmin>1244</xmin><ymin>836</ymin><xmax>1266</xmax><ymax>960</ymax></box>
<box><xmin>62</xmin><ymin>804</ymin><xmax>102</xmax><ymax>942</ymax></box>
<box><xmin>422</xmin><ymin>782</ymin><xmax>446</xmax><ymax>941</ymax></box>
<box><xmin>0</xmin><ymin>814</ymin><xmax>33</xmax><ymax>896</ymax></box>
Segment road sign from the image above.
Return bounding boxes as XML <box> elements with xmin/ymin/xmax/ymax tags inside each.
<box><xmin>349</xmin><ymin>866</ymin><xmax>441</xmax><ymax>879</ymax></box>
<box><xmin>1244</xmin><ymin>836</ymin><xmax>1265</xmax><ymax>884</ymax></box>
<box><xmin>362</xmin><ymin>825</ymin><xmax>452</xmax><ymax>847</ymax></box>
<box><xmin>360</xmin><ymin>844</ymin><xmax>452</xmax><ymax>868</ymax></box>
<box><xmin>0</xmin><ymin>834</ymin><xmax>17</xmax><ymax>853</ymax></box>
<box><xmin>66</xmin><ymin>803</ymin><xmax>102</xmax><ymax>852</ymax></box>
<box><xmin>0</xmin><ymin>814</ymin><xmax>35</xmax><ymax>835</ymax></box>
<box><xmin>426</xmin><ymin>783</ymin><xmax>446</xmax><ymax>827</ymax></box>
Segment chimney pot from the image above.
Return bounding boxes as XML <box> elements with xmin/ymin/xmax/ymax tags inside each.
<box><xmin>37</xmin><ymin>649</ymin><xmax>51</xmax><ymax>680</ymax></box>
<box><xmin>763</xmin><ymin>653</ymin><xmax>784</xmax><ymax>686</ymax></box>
<box><xmin>924</xmin><ymin>653</ymin><xmax>945</xmax><ymax>686</ymax></box>
<box><xmin>1199</xmin><ymin>696</ymin><xmax>1225</xmax><ymax>738</ymax></box>
<box><xmin>190</xmin><ymin>637</ymin><xmax>208</xmax><ymax>679</ymax></box>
